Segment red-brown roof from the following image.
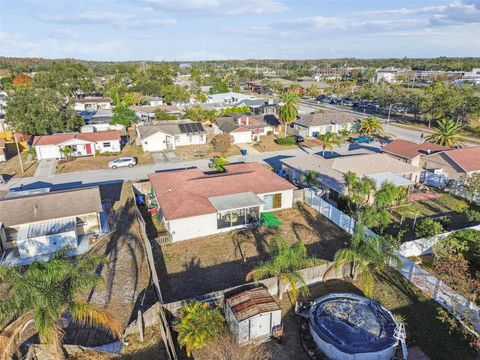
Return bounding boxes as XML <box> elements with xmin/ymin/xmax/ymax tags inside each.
<box><xmin>226</xmin><ymin>288</ymin><xmax>280</xmax><ymax>322</ymax></box>
<box><xmin>382</xmin><ymin>139</ymin><xmax>451</xmax><ymax>159</ymax></box>
<box><xmin>75</xmin><ymin>97</ymin><xmax>112</xmax><ymax>103</ymax></box>
<box><xmin>33</xmin><ymin>131</ymin><xmax>121</xmax><ymax>146</ymax></box>
<box><xmin>444</xmin><ymin>146</ymin><xmax>480</xmax><ymax>172</ymax></box>
<box><xmin>149</xmin><ymin>163</ymin><xmax>296</xmax><ymax>220</ymax></box>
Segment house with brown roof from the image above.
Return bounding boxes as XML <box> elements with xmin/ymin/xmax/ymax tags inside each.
<box><xmin>213</xmin><ymin>113</ymin><xmax>281</xmax><ymax>144</ymax></box>
<box><xmin>74</xmin><ymin>97</ymin><xmax>112</xmax><ymax>111</ymax></box>
<box><xmin>292</xmin><ymin>110</ymin><xmax>362</xmax><ymax>137</ymax></box>
<box><xmin>423</xmin><ymin>146</ymin><xmax>480</xmax><ymax>180</ymax></box>
<box><xmin>225</xmin><ymin>287</ymin><xmax>281</xmax><ymax>343</ymax></box>
<box><xmin>32</xmin><ymin>131</ymin><xmax>122</xmax><ymax>160</ymax></box>
<box><xmin>0</xmin><ymin>187</ymin><xmax>105</xmax><ymax>260</ymax></box>
<box><xmin>281</xmin><ymin>152</ymin><xmax>420</xmax><ymax>203</ymax></box>
<box><xmin>148</xmin><ymin>163</ymin><xmax>296</xmax><ymax>241</ymax></box>
<box><xmin>381</xmin><ymin>139</ymin><xmax>451</xmax><ymax>168</ymax></box>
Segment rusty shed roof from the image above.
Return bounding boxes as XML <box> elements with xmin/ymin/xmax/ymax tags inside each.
<box><xmin>226</xmin><ymin>288</ymin><xmax>280</xmax><ymax>322</ymax></box>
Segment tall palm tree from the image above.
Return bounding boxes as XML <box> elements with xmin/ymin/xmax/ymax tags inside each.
<box><xmin>358</xmin><ymin>115</ymin><xmax>383</xmax><ymax>135</ymax></box>
<box><xmin>318</xmin><ymin>131</ymin><xmax>341</xmax><ymax>157</ymax></box>
<box><xmin>247</xmin><ymin>236</ymin><xmax>323</xmax><ymax>302</ymax></box>
<box><xmin>332</xmin><ymin>226</ymin><xmax>402</xmax><ymax>296</ymax></box>
<box><xmin>300</xmin><ymin>170</ymin><xmax>319</xmax><ymax>187</ymax></box>
<box><xmin>0</xmin><ymin>248</ymin><xmax>122</xmax><ymax>360</ymax></box>
<box><xmin>426</xmin><ymin>118</ymin><xmax>464</xmax><ymax>147</ymax></box>
<box><xmin>278</xmin><ymin>91</ymin><xmax>300</xmax><ymax>137</ymax></box>
<box><xmin>174</xmin><ymin>301</ymin><xmax>225</xmax><ymax>357</ymax></box>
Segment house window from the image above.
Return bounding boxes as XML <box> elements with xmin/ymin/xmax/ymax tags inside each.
<box><xmin>263</xmin><ymin>193</ymin><xmax>282</xmax><ymax>210</ymax></box>
<box><xmin>5</xmin><ymin>228</ymin><xmax>18</xmax><ymax>242</ymax></box>
<box><xmin>175</xmin><ymin>136</ymin><xmax>180</xmax><ymax>142</ymax></box>
<box><xmin>217</xmin><ymin>207</ymin><xmax>259</xmax><ymax>229</ymax></box>
<box><xmin>199</xmin><ymin>135</ymin><xmax>204</xmax><ymax>142</ymax></box>
<box><xmin>103</xmin><ymin>142</ymin><xmax>111</xmax><ymax>148</ymax></box>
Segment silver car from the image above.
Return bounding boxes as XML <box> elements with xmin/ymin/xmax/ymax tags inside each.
<box><xmin>109</xmin><ymin>156</ymin><xmax>137</xmax><ymax>169</ymax></box>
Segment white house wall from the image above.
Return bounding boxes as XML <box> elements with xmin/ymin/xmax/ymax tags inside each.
<box><xmin>96</xmin><ymin>140</ymin><xmax>121</xmax><ymax>153</ymax></box>
<box><xmin>174</xmin><ymin>133</ymin><xmax>206</xmax><ymax>147</ymax></box>
<box><xmin>231</xmin><ymin>131</ymin><xmax>253</xmax><ymax>144</ymax></box>
<box><xmin>258</xmin><ymin>189</ymin><xmax>294</xmax><ymax>211</ymax></box>
<box><xmin>35</xmin><ymin>145</ymin><xmax>61</xmax><ymax>160</ymax></box>
<box><xmin>141</xmin><ymin>132</ymin><xmax>169</xmax><ymax>152</ymax></box>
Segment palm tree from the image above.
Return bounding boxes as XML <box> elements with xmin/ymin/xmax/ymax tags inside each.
<box><xmin>332</xmin><ymin>225</ymin><xmax>402</xmax><ymax>296</ymax></box>
<box><xmin>300</xmin><ymin>170</ymin><xmax>319</xmax><ymax>187</ymax></box>
<box><xmin>426</xmin><ymin>118</ymin><xmax>464</xmax><ymax>147</ymax></box>
<box><xmin>318</xmin><ymin>131</ymin><xmax>341</xmax><ymax>157</ymax></box>
<box><xmin>0</xmin><ymin>248</ymin><xmax>122</xmax><ymax>360</ymax></box>
<box><xmin>278</xmin><ymin>91</ymin><xmax>300</xmax><ymax>137</ymax></box>
<box><xmin>174</xmin><ymin>301</ymin><xmax>225</xmax><ymax>357</ymax></box>
<box><xmin>59</xmin><ymin>146</ymin><xmax>72</xmax><ymax>160</ymax></box>
<box><xmin>247</xmin><ymin>236</ymin><xmax>323</xmax><ymax>302</ymax></box>
<box><xmin>358</xmin><ymin>115</ymin><xmax>383</xmax><ymax>135</ymax></box>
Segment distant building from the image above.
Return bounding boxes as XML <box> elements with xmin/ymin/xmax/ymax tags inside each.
<box><xmin>74</xmin><ymin>97</ymin><xmax>112</xmax><ymax>111</ymax></box>
<box><xmin>206</xmin><ymin>92</ymin><xmax>257</xmax><ymax>105</ymax></box>
<box><xmin>213</xmin><ymin>113</ymin><xmax>281</xmax><ymax>144</ymax></box>
<box><xmin>131</xmin><ymin>105</ymin><xmax>182</xmax><ymax>122</ymax></box>
<box><xmin>292</xmin><ymin>111</ymin><xmax>361</xmax><ymax>137</ymax></box>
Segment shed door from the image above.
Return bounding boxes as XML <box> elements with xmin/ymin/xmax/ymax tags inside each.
<box><xmin>250</xmin><ymin>313</ymin><xmax>271</xmax><ymax>340</ymax></box>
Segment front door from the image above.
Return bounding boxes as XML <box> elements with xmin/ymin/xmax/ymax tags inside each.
<box><xmin>85</xmin><ymin>143</ymin><xmax>92</xmax><ymax>155</ymax></box>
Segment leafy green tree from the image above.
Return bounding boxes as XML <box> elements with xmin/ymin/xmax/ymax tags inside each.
<box><xmin>33</xmin><ymin>60</ymin><xmax>95</xmax><ymax>98</ymax></box>
<box><xmin>458</xmin><ymin>173</ymin><xmax>480</xmax><ymax>202</ymax></box>
<box><xmin>279</xmin><ymin>91</ymin><xmax>300</xmax><ymax>137</ymax></box>
<box><xmin>318</xmin><ymin>131</ymin><xmax>340</xmax><ymax>157</ymax></box>
<box><xmin>333</xmin><ymin>225</ymin><xmax>401</xmax><ymax>296</ymax></box>
<box><xmin>110</xmin><ymin>104</ymin><xmax>137</xmax><ymax>127</ymax></box>
<box><xmin>308</xmin><ymin>83</ymin><xmax>320</xmax><ymax>97</ymax></box>
<box><xmin>123</xmin><ymin>91</ymin><xmax>144</xmax><ymax>106</ymax></box>
<box><xmin>415</xmin><ymin>218</ymin><xmax>444</xmax><ymax>238</ymax></box>
<box><xmin>5</xmin><ymin>88</ymin><xmax>83</xmax><ymax>135</ymax></box>
<box><xmin>426</xmin><ymin>118</ymin><xmax>464</xmax><ymax>147</ymax></box>
<box><xmin>174</xmin><ymin>301</ymin><xmax>225</xmax><ymax>357</ymax></box>
<box><xmin>209</xmin><ymin>79</ymin><xmax>229</xmax><ymax>94</ymax></box>
<box><xmin>161</xmin><ymin>84</ymin><xmax>190</xmax><ymax>104</ymax></box>
<box><xmin>218</xmin><ymin>106</ymin><xmax>250</xmax><ymax>116</ymax></box>
<box><xmin>155</xmin><ymin>108</ymin><xmax>177</xmax><ymax>121</ymax></box>
<box><xmin>358</xmin><ymin>115</ymin><xmax>383</xmax><ymax>135</ymax></box>
<box><xmin>183</xmin><ymin>104</ymin><xmax>217</xmax><ymax>123</ymax></box>
<box><xmin>194</xmin><ymin>92</ymin><xmax>208</xmax><ymax>103</ymax></box>
<box><xmin>248</xmin><ymin>236</ymin><xmax>322</xmax><ymax>302</ymax></box>
<box><xmin>375</xmin><ymin>181</ymin><xmax>403</xmax><ymax>208</ymax></box>
<box><xmin>0</xmin><ymin>248</ymin><xmax>122</xmax><ymax>360</ymax></box>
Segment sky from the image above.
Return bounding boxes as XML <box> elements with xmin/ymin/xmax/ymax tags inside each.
<box><xmin>0</xmin><ymin>0</ymin><xmax>479</xmax><ymax>61</ymax></box>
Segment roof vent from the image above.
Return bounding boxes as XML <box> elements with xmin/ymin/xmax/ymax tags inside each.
<box><xmin>427</xmin><ymin>149</ymin><xmax>431</xmax><ymax>154</ymax></box>
<box><xmin>33</xmin><ymin>204</ymin><xmax>38</xmax><ymax>218</ymax></box>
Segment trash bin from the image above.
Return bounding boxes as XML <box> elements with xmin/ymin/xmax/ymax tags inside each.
<box><xmin>241</xmin><ymin>148</ymin><xmax>247</xmax><ymax>156</ymax></box>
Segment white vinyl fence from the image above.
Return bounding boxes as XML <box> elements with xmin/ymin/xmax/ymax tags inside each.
<box><xmin>304</xmin><ymin>187</ymin><xmax>480</xmax><ymax>334</ymax></box>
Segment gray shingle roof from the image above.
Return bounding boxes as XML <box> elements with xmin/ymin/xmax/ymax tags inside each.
<box><xmin>294</xmin><ymin>111</ymin><xmax>363</xmax><ymax>127</ymax></box>
<box><xmin>0</xmin><ymin>187</ymin><xmax>102</xmax><ymax>227</ymax></box>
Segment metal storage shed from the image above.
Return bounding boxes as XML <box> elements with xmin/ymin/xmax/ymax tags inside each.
<box><xmin>225</xmin><ymin>288</ymin><xmax>282</xmax><ymax>344</ymax></box>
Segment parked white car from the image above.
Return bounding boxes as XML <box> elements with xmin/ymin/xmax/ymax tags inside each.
<box><xmin>109</xmin><ymin>156</ymin><xmax>137</xmax><ymax>169</ymax></box>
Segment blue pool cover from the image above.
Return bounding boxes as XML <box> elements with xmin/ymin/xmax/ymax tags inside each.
<box><xmin>309</xmin><ymin>293</ymin><xmax>398</xmax><ymax>354</ymax></box>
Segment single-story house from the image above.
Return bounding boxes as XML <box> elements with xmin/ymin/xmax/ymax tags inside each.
<box><xmin>381</xmin><ymin>139</ymin><xmax>451</xmax><ymax>168</ymax></box>
<box><xmin>225</xmin><ymin>287</ymin><xmax>282</xmax><ymax>344</ymax></box>
<box><xmin>206</xmin><ymin>92</ymin><xmax>257</xmax><ymax>105</ymax></box>
<box><xmin>239</xmin><ymin>99</ymin><xmax>279</xmax><ymax>115</ymax></box>
<box><xmin>292</xmin><ymin>111</ymin><xmax>361</xmax><ymax>137</ymax></box>
<box><xmin>0</xmin><ymin>187</ymin><xmax>103</xmax><ymax>259</ymax></box>
<box><xmin>148</xmin><ymin>162</ymin><xmax>296</xmax><ymax>241</ymax></box>
<box><xmin>131</xmin><ymin>105</ymin><xmax>182</xmax><ymax>122</ymax></box>
<box><xmin>136</xmin><ymin>120</ymin><xmax>207</xmax><ymax>152</ymax></box>
<box><xmin>423</xmin><ymin>146</ymin><xmax>480</xmax><ymax>180</ymax></box>
<box><xmin>281</xmin><ymin>152</ymin><xmax>420</xmax><ymax>203</ymax></box>
<box><xmin>32</xmin><ymin>131</ymin><xmax>122</xmax><ymax>160</ymax></box>
<box><xmin>74</xmin><ymin>98</ymin><xmax>112</xmax><ymax>111</ymax></box>
<box><xmin>146</xmin><ymin>96</ymin><xmax>163</xmax><ymax>107</ymax></box>
<box><xmin>213</xmin><ymin>113</ymin><xmax>281</xmax><ymax>144</ymax></box>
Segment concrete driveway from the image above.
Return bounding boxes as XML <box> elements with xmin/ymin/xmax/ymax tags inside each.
<box><xmin>34</xmin><ymin>159</ymin><xmax>57</xmax><ymax>177</ymax></box>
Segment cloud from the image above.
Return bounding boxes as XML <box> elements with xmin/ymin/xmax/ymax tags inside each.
<box><xmin>121</xmin><ymin>18</ymin><xmax>177</xmax><ymax>29</ymax></box>
<box><xmin>38</xmin><ymin>11</ymin><xmax>134</xmax><ymax>24</ymax></box>
<box><xmin>143</xmin><ymin>0</ymin><xmax>287</xmax><ymax>16</ymax></box>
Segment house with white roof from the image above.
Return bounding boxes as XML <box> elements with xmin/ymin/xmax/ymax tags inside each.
<box><xmin>74</xmin><ymin>97</ymin><xmax>112</xmax><ymax>111</ymax></box>
<box><xmin>206</xmin><ymin>92</ymin><xmax>257</xmax><ymax>105</ymax></box>
<box><xmin>32</xmin><ymin>131</ymin><xmax>122</xmax><ymax>160</ymax></box>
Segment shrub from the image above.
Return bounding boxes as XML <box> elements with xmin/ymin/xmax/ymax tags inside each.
<box><xmin>436</xmin><ymin>195</ymin><xmax>469</xmax><ymax>213</ymax></box>
<box><xmin>466</xmin><ymin>209</ymin><xmax>480</xmax><ymax>223</ymax></box>
<box><xmin>415</xmin><ymin>218</ymin><xmax>444</xmax><ymax>238</ymax></box>
<box><xmin>267</xmin><ymin>130</ymin><xmax>273</xmax><ymax>136</ymax></box>
<box><xmin>275</xmin><ymin>136</ymin><xmax>296</xmax><ymax>145</ymax></box>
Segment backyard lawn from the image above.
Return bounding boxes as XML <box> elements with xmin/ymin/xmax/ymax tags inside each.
<box><xmin>385</xmin><ymin>191</ymin><xmax>480</xmax><ymax>241</ymax></box>
<box><xmin>157</xmin><ymin>204</ymin><xmax>350</xmax><ymax>302</ymax></box>
<box><xmin>267</xmin><ymin>268</ymin><xmax>478</xmax><ymax>360</ymax></box>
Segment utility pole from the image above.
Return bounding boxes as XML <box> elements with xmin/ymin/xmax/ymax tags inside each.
<box><xmin>13</xmin><ymin>131</ymin><xmax>24</xmax><ymax>173</ymax></box>
<box><xmin>386</xmin><ymin>102</ymin><xmax>402</xmax><ymax>134</ymax></box>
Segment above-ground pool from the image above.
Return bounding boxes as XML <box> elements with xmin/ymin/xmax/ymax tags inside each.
<box><xmin>309</xmin><ymin>293</ymin><xmax>399</xmax><ymax>360</ymax></box>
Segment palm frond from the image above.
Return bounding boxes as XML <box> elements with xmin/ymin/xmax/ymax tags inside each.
<box><xmin>70</xmin><ymin>301</ymin><xmax>122</xmax><ymax>339</ymax></box>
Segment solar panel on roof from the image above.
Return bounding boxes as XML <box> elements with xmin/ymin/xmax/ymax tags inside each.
<box><xmin>179</xmin><ymin>124</ymin><xmax>187</xmax><ymax>133</ymax></box>
<box><xmin>195</xmin><ymin>123</ymin><xmax>205</xmax><ymax>132</ymax></box>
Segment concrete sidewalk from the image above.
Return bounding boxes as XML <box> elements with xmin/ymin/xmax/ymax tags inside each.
<box><xmin>34</xmin><ymin>159</ymin><xmax>57</xmax><ymax>177</ymax></box>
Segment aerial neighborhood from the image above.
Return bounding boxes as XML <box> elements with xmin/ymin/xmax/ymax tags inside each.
<box><xmin>1</xmin><ymin>2</ymin><xmax>480</xmax><ymax>360</ymax></box>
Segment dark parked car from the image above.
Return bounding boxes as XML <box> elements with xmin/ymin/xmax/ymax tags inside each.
<box><xmin>350</xmin><ymin>135</ymin><xmax>374</xmax><ymax>144</ymax></box>
<box><xmin>292</xmin><ymin>135</ymin><xmax>305</xmax><ymax>143</ymax></box>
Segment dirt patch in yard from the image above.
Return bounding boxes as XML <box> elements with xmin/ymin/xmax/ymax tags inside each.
<box><xmin>252</xmin><ymin>134</ymin><xmax>298</xmax><ymax>152</ymax></box>
<box><xmin>159</xmin><ymin>204</ymin><xmax>349</xmax><ymax>302</ymax></box>
<box><xmin>64</xmin><ymin>182</ymin><xmax>156</xmax><ymax>347</ymax></box>
<box><xmin>0</xmin><ymin>152</ymin><xmax>38</xmax><ymax>179</ymax></box>
<box><xmin>175</xmin><ymin>142</ymin><xmax>240</xmax><ymax>160</ymax></box>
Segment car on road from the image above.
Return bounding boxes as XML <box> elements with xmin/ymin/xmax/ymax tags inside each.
<box><xmin>292</xmin><ymin>135</ymin><xmax>305</xmax><ymax>143</ymax></box>
<box><xmin>109</xmin><ymin>156</ymin><xmax>137</xmax><ymax>169</ymax></box>
<box><xmin>349</xmin><ymin>135</ymin><xmax>375</xmax><ymax>144</ymax></box>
